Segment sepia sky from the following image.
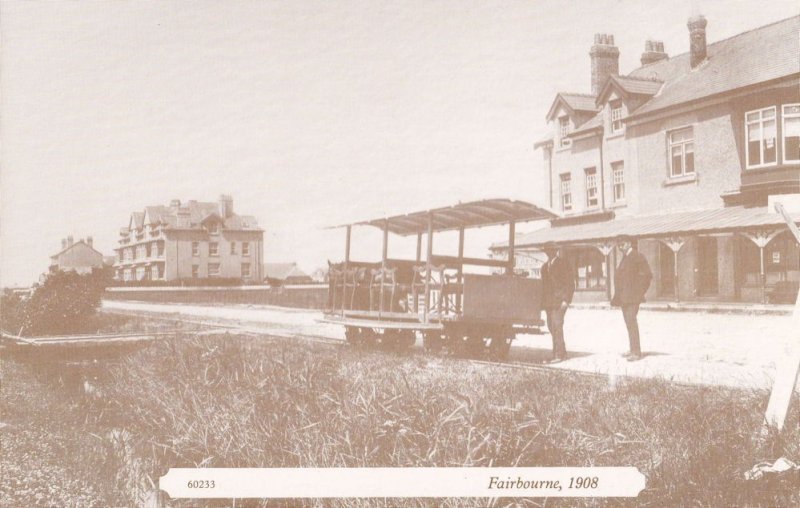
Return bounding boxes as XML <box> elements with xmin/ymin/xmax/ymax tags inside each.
<box><xmin>1</xmin><ymin>0</ymin><xmax>798</xmax><ymax>286</ymax></box>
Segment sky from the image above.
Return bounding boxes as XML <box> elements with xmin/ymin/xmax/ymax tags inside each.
<box><xmin>1</xmin><ymin>0</ymin><xmax>798</xmax><ymax>286</ymax></box>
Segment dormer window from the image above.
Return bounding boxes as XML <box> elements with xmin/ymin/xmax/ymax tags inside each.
<box><xmin>559</xmin><ymin>117</ymin><xmax>571</xmax><ymax>148</ymax></box>
<box><xmin>207</xmin><ymin>222</ymin><xmax>219</xmax><ymax>235</ymax></box>
<box><xmin>610</xmin><ymin>100</ymin><xmax>623</xmax><ymax>134</ymax></box>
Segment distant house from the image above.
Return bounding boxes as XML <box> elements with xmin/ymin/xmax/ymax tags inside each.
<box><xmin>115</xmin><ymin>195</ymin><xmax>264</xmax><ymax>283</ymax></box>
<box><xmin>310</xmin><ymin>267</ymin><xmax>328</xmax><ymax>283</ymax></box>
<box><xmin>49</xmin><ymin>236</ymin><xmax>105</xmax><ymax>275</ymax></box>
<box><xmin>263</xmin><ymin>263</ymin><xmax>313</xmax><ymax>286</ymax></box>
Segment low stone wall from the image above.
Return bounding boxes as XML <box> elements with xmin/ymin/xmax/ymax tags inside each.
<box><xmin>104</xmin><ymin>285</ymin><xmax>329</xmax><ymax>309</ymax></box>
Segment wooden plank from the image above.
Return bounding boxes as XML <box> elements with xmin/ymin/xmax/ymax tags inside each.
<box><xmin>762</xmin><ymin>202</ymin><xmax>800</xmax><ymax>432</ymax></box>
<box><xmin>431</xmin><ymin>255</ymin><xmax>508</xmax><ymax>268</ymax></box>
<box><xmin>320</xmin><ymin>316</ymin><xmax>443</xmax><ymax>331</ymax></box>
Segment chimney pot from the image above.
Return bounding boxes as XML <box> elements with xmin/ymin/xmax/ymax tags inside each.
<box><xmin>67</xmin><ymin>235</ymin><xmax>74</xmax><ymax>247</ymax></box>
<box><xmin>62</xmin><ymin>238</ymin><xmax>67</xmax><ymax>249</ymax></box>
<box><xmin>640</xmin><ymin>40</ymin><xmax>668</xmax><ymax>66</ymax></box>
<box><xmin>87</xmin><ymin>236</ymin><xmax>93</xmax><ymax>247</ymax></box>
<box><xmin>688</xmin><ymin>15</ymin><xmax>708</xmax><ymax>68</ymax></box>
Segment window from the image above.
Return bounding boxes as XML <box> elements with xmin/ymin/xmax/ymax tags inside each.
<box><xmin>783</xmin><ymin>104</ymin><xmax>800</xmax><ymax>163</ymax></box>
<box><xmin>151</xmin><ymin>265</ymin><xmax>160</xmax><ymax>280</ymax></box>
<box><xmin>136</xmin><ymin>267</ymin><xmax>146</xmax><ymax>281</ymax></box>
<box><xmin>208</xmin><ymin>263</ymin><xmax>220</xmax><ymax>277</ymax></box>
<box><xmin>192</xmin><ymin>242</ymin><xmax>199</xmax><ymax>257</ymax></box>
<box><xmin>157</xmin><ymin>242</ymin><xmax>164</xmax><ymax>257</ymax></box>
<box><xmin>610</xmin><ymin>100</ymin><xmax>623</xmax><ymax>134</ymax></box>
<box><xmin>746</xmin><ymin>107</ymin><xmax>777</xmax><ymax>168</ymax></box>
<box><xmin>584</xmin><ymin>168</ymin><xmax>598</xmax><ymax>208</ymax></box>
<box><xmin>209</xmin><ymin>242</ymin><xmax>218</xmax><ymax>256</ymax></box>
<box><xmin>242</xmin><ymin>242</ymin><xmax>250</xmax><ymax>256</ymax></box>
<box><xmin>560</xmin><ymin>173</ymin><xmax>572</xmax><ymax>211</ymax></box>
<box><xmin>574</xmin><ymin>248</ymin><xmax>608</xmax><ymax>290</ymax></box>
<box><xmin>242</xmin><ymin>263</ymin><xmax>251</xmax><ymax>278</ymax></box>
<box><xmin>669</xmin><ymin>127</ymin><xmax>695</xmax><ymax>177</ymax></box>
<box><xmin>230</xmin><ymin>242</ymin><xmax>237</xmax><ymax>255</ymax></box>
<box><xmin>207</xmin><ymin>223</ymin><xmax>219</xmax><ymax>235</ymax></box>
<box><xmin>192</xmin><ymin>264</ymin><xmax>199</xmax><ymax>278</ymax></box>
<box><xmin>558</xmin><ymin>117</ymin><xmax>571</xmax><ymax>148</ymax></box>
<box><xmin>612</xmin><ymin>161</ymin><xmax>625</xmax><ymax>202</ymax></box>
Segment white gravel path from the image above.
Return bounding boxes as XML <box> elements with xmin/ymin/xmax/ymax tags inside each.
<box><xmin>102</xmin><ymin>300</ymin><xmax>799</xmax><ymax>391</ymax></box>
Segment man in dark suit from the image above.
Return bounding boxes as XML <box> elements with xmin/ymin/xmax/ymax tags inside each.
<box><xmin>611</xmin><ymin>235</ymin><xmax>652</xmax><ymax>361</ymax></box>
<box><xmin>540</xmin><ymin>242</ymin><xmax>574</xmax><ymax>363</ymax></box>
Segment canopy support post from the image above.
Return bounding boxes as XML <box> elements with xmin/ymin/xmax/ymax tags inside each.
<box><xmin>380</xmin><ymin>220</ymin><xmax>388</xmax><ymax>316</ymax></box>
<box><xmin>659</xmin><ymin>237</ymin><xmax>685</xmax><ymax>303</ymax></box>
<box><xmin>456</xmin><ymin>227</ymin><xmax>465</xmax><ymax>313</ymax></box>
<box><xmin>506</xmin><ymin>220</ymin><xmax>516</xmax><ymax>274</ymax></box>
<box><xmin>596</xmin><ymin>242</ymin><xmax>615</xmax><ymax>300</ymax></box>
<box><xmin>424</xmin><ymin>213</ymin><xmax>433</xmax><ymax>324</ymax></box>
<box><xmin>342</xmin><ymin>225</ymin><xmax>351</xmax><ymax>316</ymax></box>
<box><xmin>742</xmin><ymin>229</ymin><xmax>781</xmax><ymax>304</ymax></box>
<box><xmin>414</xmin><ymin>233</ymin><xmax>422</xmax><ymax>313</ymax></box>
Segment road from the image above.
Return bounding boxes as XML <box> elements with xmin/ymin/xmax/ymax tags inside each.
<box><xmin>101</xmin><ymin>300</ymin><xmax>799</xmax><ymax>391</ymax></box>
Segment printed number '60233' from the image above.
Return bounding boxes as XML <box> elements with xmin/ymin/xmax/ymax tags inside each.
<box><xmin>187</xmin><ymin>480</ymin><xmax>215</xmax><ymax>488</ymax></box>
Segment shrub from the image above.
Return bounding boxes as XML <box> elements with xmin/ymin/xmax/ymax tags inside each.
<box><xmin>1</xmin><ymin>268</ymin><xmax>111</xmax><ymax>337</ymax></box>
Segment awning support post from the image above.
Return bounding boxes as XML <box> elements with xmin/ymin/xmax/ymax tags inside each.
<box><xmin>596</xmin><ymin>242</ymin><xmax>615</xmax><ymax>300</ymax></box>
<box><xmin>456</xmin><ymin>227</ymin><xmax>465</xmax><ymax>313</ymax></box>
<box><xmin>660</xmin><ymin>237</ymin><xmax>685</xmax><ymax>303</ymax></box>
<box><xmin>414</xmin><ymin>233</ymin><xmax>422</xmax><ymax>313</ymax></box>
<box><xmin>379</xmin><ymin>220</ymin><xmax>388</xmax><ymax>316</ymax></box>
<box><xmin>742</xmin><ymin>229</ymin><xmax>781</xmax><ymax>304</ymax></box>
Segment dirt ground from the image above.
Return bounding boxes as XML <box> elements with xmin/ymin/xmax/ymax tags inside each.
<box><xmin>102</xmin><ymin>300</ymin><xmax>799</xmax><ymax>391</ymax></box>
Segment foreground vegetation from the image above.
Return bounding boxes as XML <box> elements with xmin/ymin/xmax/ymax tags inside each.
<box><xmin>1</xmin><ymin>330</ymin><xmax>798</xmax><ymax>507</ymax></box>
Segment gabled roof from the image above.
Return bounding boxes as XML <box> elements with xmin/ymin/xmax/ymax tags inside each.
<box><xmin>129</xmin><ymin>212</ymin><xmax>144</xmax><ymax>230</ymax></box>
<box><xmin>595</xmin><ymin>75</ymin><xmax>663</xmax><ymax>105</ymax></box>
<box><xmin>263</xmin><ymin>263</ymin><xmax>310</xmax><ymax>281</ymax></box>
<box><xmin>50</xmin><ymin>240</ymin><xmax>104</xmax><ymax>260</ymax></box>
<box><xmin>122</xmin><ymin>199</ymin><xmax>262</xmax><ymax>232</ymax></box>
<box><xmin>546</xmin><ymin>92</ymin><xmax>599</xmax><ymax>120</ymax></box>
<box><xmin>627</xmin><ymin>15</ymin><xmax>800</xmax><ymax>120</ymax></box>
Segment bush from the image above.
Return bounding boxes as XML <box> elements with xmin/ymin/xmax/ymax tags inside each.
<box><xmin>1</xmin><ymin>268</ymin><xmax>111</xmax><ymax>337</ymax></box>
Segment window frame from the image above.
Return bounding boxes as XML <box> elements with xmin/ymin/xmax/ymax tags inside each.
<box><xmin>668</xmin><ymin>125</ymin><xmax>695</xmax><ymax>178</ymax></box>
<box><xmin>208</xmin><ymin>263</ymin><xmax>221</xmax><ymax>278</ymax></box>
<box><xmin>242</xmin><ymin>242</ymin><xmax>250</xmax><ymax>256</ymax></box>
<box><xmin>612</xmin><ymin>161</ymin><xmax>625</xmax><ymax>202</ymax></box>
<box><xmin>191</xmin><ymin>264</ymin><xmax>199</xmax><ymax>278</ymax></box>
<box><xmin>610</xmin><ymin>100</ymin><xmax>624</xmax><ymax>135</ymax></box>
<box><xmin>191</xmin><ymin>241</ymin><xmax>200</xmax><ymax>257</ymax></box>
<box><xmin>230</xmin><ymin>242</ymin><xmax>237</xmax><ymax>255</ymax></box>
<box><xmin>745</xmin><ymin>106</ymin><xmax>778</xmax><ymax>169</ymax></box>
<box><xmin>209</xmin><ymin>242</ymin><xmax>219</xmax><ymax>257</ymax></box>
<box><xmin>584</xmin><ymin>167</ymin><xmax>598</xmax><ymax>208</ymax></box>
<box><xmin>782</xmin><ymin>103</ymin><xmax>800</xmax><ymax>164</ymax></box>
<box><xmin>558</xmin><ymin>116</ymin><xmax>572</xmax><ymax>148</ymax></box>
<box><xmin>242</xmin><ymin>263</ymin><xmax>251</xmax><ymax>278</ymax></box>
<box><xmin>560</xmin><ymin>173</ymin><xmax>572</xmax><ymax>212</ymax></box>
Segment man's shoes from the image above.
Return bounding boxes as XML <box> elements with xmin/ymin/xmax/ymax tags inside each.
<box><xmin>547</xmin><ymin>356</ymin><xmax>567</xmax><ymax>364</ymax></box>
<box><xmin>625</xmin><ymin>353</ymin><xmax>643</xmax><ymax>362</ymax></box>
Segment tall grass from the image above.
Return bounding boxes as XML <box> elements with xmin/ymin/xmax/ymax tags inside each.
<box><xmin>100</xmin><ymin>333</ymin><xmax>799</xmax><ymax>507</ymax></box>
<box><xmin>3</xmin><ymin>331</ymin><xmax>798</xmax><ymax>507</ymax></box>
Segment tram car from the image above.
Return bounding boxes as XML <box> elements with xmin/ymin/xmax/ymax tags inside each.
<box><xmin>322</xmin><ymin>199</ymin><xmax>556</xmax><ymax>359</ymax></box>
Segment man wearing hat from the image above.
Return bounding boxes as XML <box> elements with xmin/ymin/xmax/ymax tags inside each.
<box><xmin>611</xmin><ymin>235</ymin><xmax>652</xmax><ymax>361</ymax></box>
<box><xmin>540</xmin><ymin>242</ymin><xmax>574</xmax><ymax>363</ymax></box>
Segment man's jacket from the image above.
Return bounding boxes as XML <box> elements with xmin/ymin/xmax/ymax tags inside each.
<box><xmin>611</xmin><ymin>251</ymin><xmax>652</xmax><ymax>306</ymax></box>
<box><xmin>541</xmin><ymin>256</ymin><xmax>575</xmax><ymax>310</ymax></box>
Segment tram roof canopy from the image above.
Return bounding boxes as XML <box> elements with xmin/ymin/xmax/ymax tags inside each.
<box><xmin>335</xmin><ymin>199</ymin><xmax>557</xmax><ymax>236</ymax></box>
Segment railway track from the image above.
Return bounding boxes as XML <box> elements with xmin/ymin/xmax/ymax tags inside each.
<box><xmin>103</xmin><ymin>307</ymin><xmax>615</xmax><ymax>382</ymax></box>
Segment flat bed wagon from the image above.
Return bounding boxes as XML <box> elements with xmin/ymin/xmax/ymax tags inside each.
<box><xmin>322</xmin><ymin>199</ymin><xmax>556</xmax><ymax>358</ymax></box>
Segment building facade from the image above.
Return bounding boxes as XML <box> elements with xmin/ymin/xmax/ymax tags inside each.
<box><xmin>497</xmin><ymin>15</ymin><xmax>800</xmax><ymax>304</ymax></box>
<box><xmin>115</xmin><ymin>195</ymin><xmax>264</xmax><ymax>283</ymax></box>
<box><xmin>49</xmin><ymin>236</ymin><xmax>107</xmax><ymax>275</ymax></box>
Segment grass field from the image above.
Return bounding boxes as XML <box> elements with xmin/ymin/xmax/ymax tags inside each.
<box><xmin>1</xmin><ymin>329</ymin><xmax>798</xmax><ymax>507</ymax></box>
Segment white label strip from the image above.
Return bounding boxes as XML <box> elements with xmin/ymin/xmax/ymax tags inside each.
<box><xmin>160</xmin><ymin>467</ymin><xmax>645</xmax><ymax>498</ymax></box>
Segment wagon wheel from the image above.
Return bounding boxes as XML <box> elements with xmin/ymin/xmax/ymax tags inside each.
<box><xmin>423</xmin><ymin>332</ymin><xmax>443</xmax><ymax>352</ymax></box>
<box><xmin>396</xmin><ymin>330</ymin><xmax>416</xmax><ymax>349</ymax></box>
<box><xmin>345</xmin><ymin>326</ymin><xmax>362</xmax><ymax>346</ymax></box>
<box><xmin>488</xmin><ymin>335</ymin><xmax>513</xmax><ymax>361</ymax></box>
<box><xmin>464</xmin><ymin>335</ymin><xmax>486</xmax><ymax>358</ymax></box>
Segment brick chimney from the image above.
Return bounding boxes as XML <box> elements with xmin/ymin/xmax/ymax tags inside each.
<box><xmin>688</xmin><ymin>15</ymin><xmax>707</xmax><ymax>68</ymax></box>
<box><xmin>219</xmin><ymin>194</ymin><xmax>233</xmax><ymax>218</ymax></box>
<box><xmin>169</xmin><ymin>199</ymin><xmax>181</xmax><ymax>208</ymax></box>
<box><xmin>67</xmin><ymin>235</ymin><xmax>74</xmax><ymax>247</ymax></box>
<box><xmin>87</xmin><ymin>236</ymin><xmax>93</xmax><ymax>247</ymax></box>
<box><xmin>590</xmin><ymin>34</ymin><xmax>619</xmax><ymax>96</ymax></box>
<box><xmin>62</xmin><ymin>238</ymin><xmax>67</xmax><ymax>250</ymax></box>
<box><xmin>640</xmin><ymin>40</ymin><xmax>668</xmax><ymax>66</ymax></box>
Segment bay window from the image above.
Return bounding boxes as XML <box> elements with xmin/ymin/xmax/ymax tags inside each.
<box><xmin>746</xmin><ymin>106</ymin><xmax>777</xmax><ymax>168</ymax></box>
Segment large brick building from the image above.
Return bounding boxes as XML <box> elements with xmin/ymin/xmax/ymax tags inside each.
<box><xmin>115</xmin><ymin>195</ymin><xmax>264</xmax><ymax>283</ymax></box>
<box><xmin>496</xmin><ymin>14</ymin><xmax>800</xmax><ymax>304</ymax></box>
